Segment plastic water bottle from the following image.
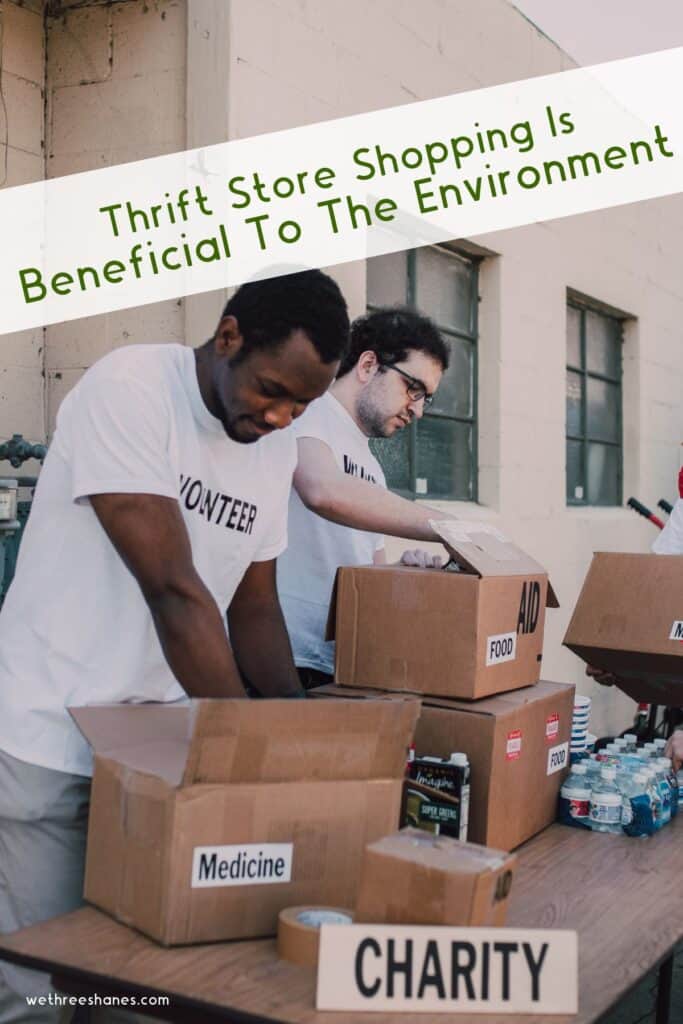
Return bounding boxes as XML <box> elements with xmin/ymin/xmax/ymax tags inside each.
<box><xmin>559</xmin><ymin>763</ymin><xmax>591</xmax><ymax>829</ymax></box>
<box><xmin>652</xmin><ymin>760</ymin><xmax>672</xmax><ymax>825</ymax></box>
<box><xmin>677</xmin><ymin>768</ymin><xmax>683</xmax><ymax>810</ymax></box>
<box><xmin>620</xmin><ymin>771</ymin><xmax>655</xmax><ymax>837</ymax></box>
<box><xmin>643</xmin><ymin>768</ymin><xmax>664</xmax><ymax>829</ymax></box>
<box><xmin>656</xmin><ymin>757</ymin><xmax>677</xmax><ymax>820</ymax></box>
<box><xmin>622</xmin><ymin>733</ymin><xmax>638</xmax><ymax>754</ymax></box>
<box><xmin>589</xmin><ymin>767</ymin><xmax>622</xmax><ymax>833</ymax></box>
<box><xmin>654</xmin><ymin>738</ymin><xmax>667</xmax><ymax>755</ymax></box>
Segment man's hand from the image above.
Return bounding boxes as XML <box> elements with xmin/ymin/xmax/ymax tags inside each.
<box><xmin>399</xmin><ymin>549</ymin><xmax>443</xmax><ymax>569</ymax></box>
<box><xmin>665</xmin><ymin>731</ymin><xmax>683</xmax><ymax>772</ymax></box>
<box><xmin>90</xmin><ymin>492</ymin><xmax>247</xmax><ymax>699</ymax></box>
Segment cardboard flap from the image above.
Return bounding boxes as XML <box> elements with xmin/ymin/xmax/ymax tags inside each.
<box><xmin>181</xmin><ymin>698</ymin><xmax>419</xmax><ymax>785</ymax></box>
<box><xmin>69</xmin><ymin>704</ymin><xmax>191</xmax><ymax>755</ymax></box>
<box><xmin>325</xmin><ymin>566</ymin><xmax>342</xmax><ymax>641</ymax></box>
<box><xmin>431</xmin><ymin>520</ymin><xmax>549</xmax><ymax>579</ymax></box>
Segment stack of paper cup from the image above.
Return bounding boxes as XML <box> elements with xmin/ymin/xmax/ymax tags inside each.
<box><xmin>571</xmin><ymin>696</ymin><xmax>591</xmax><ymax>753</ymax></box>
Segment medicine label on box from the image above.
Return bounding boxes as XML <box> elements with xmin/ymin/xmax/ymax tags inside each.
<box><xmin>191</xmin><ymin>843</ymin><xmax>293</xmax><ymax>888</ymax></box>
<box><xmin>545</xmin><ymin>713</ymin><xmax>559</xmax><ymax>741</ymax></box>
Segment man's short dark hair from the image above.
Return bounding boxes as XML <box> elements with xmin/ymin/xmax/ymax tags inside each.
<box><xmin>220</xmin><ymin>269</ymin><xmax>349</xmax><ymax>364</ymax></box>
<box><xmin>337</xmin><ymin>306</ymin><xmax>449</xmax><ymax>377</ymax></box>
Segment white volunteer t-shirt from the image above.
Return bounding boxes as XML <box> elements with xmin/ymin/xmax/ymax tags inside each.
<box><xmin>652</xmin><ymin>498</ymin><xmax>683</xmax><ymax>554</ymax></box>
<box><xmin>277</xmin><ymin>391</ymin><xmax>386</xmax><ymax>675</ymax></box>
<box><xmin>0</xmin><ymin>344</ymin><xmax>296</xmax><ymax>776</ymax></box>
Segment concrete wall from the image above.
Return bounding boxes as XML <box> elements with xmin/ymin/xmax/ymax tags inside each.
<box><xmin>43</xmin><ymin>0</ymin><xmax>188</xmax><ymax>430</ymax></box>
<box><xmin>0</xmin><ymin>0</ymin><xmax>46</xmax><ymax>459</ymax></box>
<box><xmin>218</xmin><ymin>0</ymin><xmax>683</xmax><ymax>733</ymax></box>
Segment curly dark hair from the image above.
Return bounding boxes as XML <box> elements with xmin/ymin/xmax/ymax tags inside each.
<box><xmin>218</xmin><ymin>269</ymin><xmax>349</xmax><ymax>365</ymax></box>
<box><xmin>337</xmin><ymin>306</ymin><xmax>449</xmax><ymax>377</ymax></box>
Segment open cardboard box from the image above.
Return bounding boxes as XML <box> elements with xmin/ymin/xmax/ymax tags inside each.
<box><xmin>71</xmin><ymin>697</ymin><xmax>419</xmax><ymax>945</ymax></box>
<box><xmin>564</xmin><ymin>552</ymin><xmax>683</xmax><ymax>706</ymax></box>
<box><xmin>327</xmin><ymin>521</ymin><xmax>559</xmax><ymax>700</ymax></box>
<box><xmin>311</xmin><ymin>681</ymin><xmax>574</xmax><ymax>851</ymax></box>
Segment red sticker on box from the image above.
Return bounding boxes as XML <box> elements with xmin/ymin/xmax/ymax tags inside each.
<box><xmin>506</xmin><ymin>729</ymin><xmax>522</xmax><ymax>760</ymax></box>
<box><xmin>546</xmin><ymin>713</ymin><xmax>559</xmax><ymax>742</ymax></box>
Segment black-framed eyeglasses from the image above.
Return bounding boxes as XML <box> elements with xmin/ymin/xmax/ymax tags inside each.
<box><xmin>379</xmin><ymin>363</ymin><xmax>434</xmax><ymax>406</ymax></box>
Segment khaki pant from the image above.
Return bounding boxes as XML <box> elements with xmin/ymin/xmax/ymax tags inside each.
<box><xmin>0</xmin><ymin>750</ymin><xmax>159</xmax><ymax>1024</ymax></box>
<box><xmin>0</xmin><ymin>749</ymin><xmax>90</xmax><ymax>1024</ymax></box>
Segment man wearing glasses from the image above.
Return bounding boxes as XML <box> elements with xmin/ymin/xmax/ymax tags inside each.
<box><xmin>277</xmin><ymin>306</ymin><xmax>452</xmax><ymax>688</ymax></box>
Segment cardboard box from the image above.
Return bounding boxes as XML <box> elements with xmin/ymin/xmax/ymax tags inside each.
<box><xmin>312</xmin><ymin>681</ymin><xmax>574</xmax><ymax>851</ymax></box>
<box><xmin>71</xmin><ymin>697</ymin><xmax>419</xmax><ymax>945</ymax></box>
<box><xmin>564</xmin><ymin>552</ymin><xmax>683</xmax><ymax>706</ymax></box>
<box><xmin>327</xmin><ymin>526</ymin><xmax>558</xmax><ymax>700</ymax></box>
<box><xmin>354</xmin><ymin>828</ymin><xmax>516</xmax><ymax>927</ymax></box>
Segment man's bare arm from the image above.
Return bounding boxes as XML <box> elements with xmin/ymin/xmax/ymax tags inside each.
<box><xmin>90</xmin><ymin>492</ymin><xmax>247</xmax><ymax>698</ymax></box>
<box><xmin>227</xmin><ymin>558</ymin><xmax>305</xmax><ymax>698</ymax></box>
<box><xmin>294</xmin><ymin>437</ymin><xmax>450</xmax><ymax>542</ymax></box>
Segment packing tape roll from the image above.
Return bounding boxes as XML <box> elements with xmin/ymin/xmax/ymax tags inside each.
<box><xmin>277</xmin><ymin>906</ymin><xmax>353</xmax><ymax>967</ymax></box>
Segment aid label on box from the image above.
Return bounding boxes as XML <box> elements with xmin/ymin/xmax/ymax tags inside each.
<box><xmin>486</xmin><ymin>632</ymin><xmax>517</xmax><ymax>666</ymax></box>
<box><xmin>669</xmin><ymin>621</ymin><xmax>683</xmax><ymax>641</ymax></box>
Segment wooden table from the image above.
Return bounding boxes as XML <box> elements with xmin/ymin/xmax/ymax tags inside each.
<box><xmin>1</xmin><ymin>820</ymin><xmax>682</xmax><ymax>1023</ymax></box>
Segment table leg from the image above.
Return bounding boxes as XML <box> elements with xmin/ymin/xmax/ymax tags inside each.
<box><xmin>656</xmin><ymin>953</ymin><xmax>673</xmax><ymax>1024</ymax></box>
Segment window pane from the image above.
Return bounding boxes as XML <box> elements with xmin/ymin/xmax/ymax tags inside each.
<box><xmin>367</xmin><ymin>251</ymin><xmax>408</xmax><ymax>307</ymax></box>
<box><xmin>567</xmin><ymin>305</ymin><xmax>581</xmax><ymax>367</ymax></box>
<box><xmin>430</xmin><ymin>336</ymin><xmax>474</xmax><ymax>418</ymax></box>
<box><xmin>415</xmin><ymin>247</ymin><xmax>474</xmax><ymax>334</ymax></box>
<box><xmin>415</xmin><ymin>418</ymin><xmax>473</xmax><ymax>500</ymax></box>
<box><xmin>585</xmin><ymin>309</ymin><xmax>621</xmax><ymax>378</ymax></box>
<box><xmin>586</xmin><ymin>377</ymin><xmax>620</xmax><ymax>443</ymax></box>
<box><xmin>586</xmin><ymin>442</ymin><xmax>620</xmax><ymax>505</ymax></box>
<box><xmin>566</xmin><ymin>439</ymin><xmax>584</xmax><ymax>502</ymax></box>
<box><xmin>566</xmin><ymin>371</ymin><xmax>583</xmax><ymax>437</ymax></box>
<box><xmin>370</xmin><ymin>428</ymin><xmax>411</xmax><ymax>492</ymax></box>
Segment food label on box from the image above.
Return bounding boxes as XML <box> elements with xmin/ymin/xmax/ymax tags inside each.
<box><xmin>191</xmin><ymin>843</ymin><xmax>293</xmax><ymax>888</ymax></box>
<box><xmin>545</xmin><ymin>713</ymin><xmax>560</xmax><ymax>741</ymax></box>
<box><xmin>669</xmin><ymin>620</ymin><xmax>683</xmax><ymax>641</ymax></box>
<box><xmin>506</xmin><ymin>729</ymin><xmax>522</xmax><ymax>760</ymax></box>
<box><xmin>547</xmin><ymin>742</ymin><xmax>569</xmax><ymax>775</ymax></box>
<box><xmin>486</xmin><ymin>631</ymin><xmax>517</xmax><ymax>666</ymax></box>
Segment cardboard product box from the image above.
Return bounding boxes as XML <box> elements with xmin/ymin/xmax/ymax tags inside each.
<box><xmin>312</xmin><ymin>681</ymin><xmax>574</xmax><ymax>851</ymax></box>
<box><xmin>327</xmin><ymin>524</ymin><xmax>558</xmax><ymax>700</ymax></box>
<box><xmin>71</xmin><ymin>697</ymin><xmax>419</xmax><ymax>946</ymax></box>
<box><xmin>564</xmin><ymin>552</ymin><xmax>683</xmax><ymax>706</ymax></box>
<box><xmin>354</xmin><ymin>828</ymin><xmax>516</xmax><ymax>928</ymax></box>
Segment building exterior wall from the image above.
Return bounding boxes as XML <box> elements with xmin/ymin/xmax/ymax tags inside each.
<box><xmin>43</xmin><ymin>0</ymin><xmax>188</xmax><ymax>430</ymax></box>
<box><xmin>0</xmin><ymin>0</ymin><xmax>680</xmax><ymax>733</ymax></box>
<box><xmin>221</xmin><ymin>0</ymin><xmax>682</xmax><ymax>733</ymax></box>
<box><xmin>0</xmin><ymin>0</ymin><xmax>46</xmax><ymax>459</ymax></box>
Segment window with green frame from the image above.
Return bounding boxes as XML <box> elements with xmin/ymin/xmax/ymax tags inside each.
<box><xmin>366</xmin><ymin>246</ymin><xmax>479</xmax><ymax>501</ymax></box>
<box><xmin>566</xmin><ymin>299</ymin><xmax>624</xmax><ymax>506</ymax></box>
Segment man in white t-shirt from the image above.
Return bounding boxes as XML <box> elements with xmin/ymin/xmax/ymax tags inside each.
<box><xmin>277</xmin><ymin>307</ymin><xmax>452</xmax><ymax>687</ymax></box>
<box><xmin>0</xmin><ymin>269</ymin><xmax>349</xmax><ymax>1022</ymax></box>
